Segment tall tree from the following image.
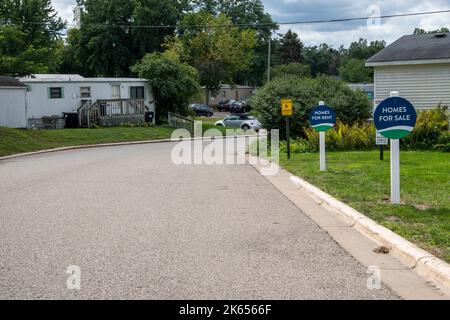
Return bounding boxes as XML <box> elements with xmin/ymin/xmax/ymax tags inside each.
<box><xmin>0</xmin><ymin>25</ymin><xmax>50</xmax><ymax>76</ymax></box>
<box><xmin>346</xmin><ymin>38</ymin><xmax>386</xmax><ymax>60</ymax></box>
<box><xmin>0</xmin><ymin>0</ymin><xmax>65</xmax><ymax>75</ymax></box>
<box><xmin>338</xmin><ymin>58</ymin><xmax>371</xmax><ymax>83</ymax></box>
<box><xmin>131</xmin><ymin>52</ymin><xmax>201</xmax><ymax>123</ymax></box>
<box><xmin>62</xmin><ymin>0</ymin><xmax>184</xmax><ymax>76</ymax></box>
<box><xmin>187</xmin><ymin>0</ymin><xmax>277</xmax><ymax>86</ymax></box>
<box><xmin>304</xmin><ymin>44</ymin><xmax>342</xmax><ymax>76</ymax></box>
<box><xmin>0</xmin><ymin>0</ymin><xmax>65</xmax><ymax>49</ymax></box>
<box><xmin>170</xmin><ymin>12</ymin><xmax>257</xmax><ymax>104</ymax></box>
<box><xmin>276</xmin><ymin>30</ymin><xmax>304</xmax><ymax>65</ymax></box>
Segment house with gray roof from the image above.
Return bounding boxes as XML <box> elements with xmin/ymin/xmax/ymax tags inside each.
<box><xmin>366</xmin><ymin>33</ymin><xmax>450</xmax><ymax>109</ymax></box>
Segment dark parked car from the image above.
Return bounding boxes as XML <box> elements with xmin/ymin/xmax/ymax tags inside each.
<box><xmin>217</xmin><ymin>99</ymin><xmax>236</xmax><ymax>112</ymax></box>
<box><xmin>230</xmin><ymin>101</ymin><xmax>250</xmax><ymax>114</ymax></box>
<box><xmin>190</xmin><ymin>104</ymin><xmax>214</xmax><ymax>117</ymax></box>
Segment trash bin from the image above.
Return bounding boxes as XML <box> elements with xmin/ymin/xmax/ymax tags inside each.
<box><xmin>63</xmin><ymin>112</ymin><xmax>79</xmax><ymax>129</ymax></box>
<box><xmin>145</xmin><ymin>111</ymin><xmax>155</xmax><ymax>123</ymax></box>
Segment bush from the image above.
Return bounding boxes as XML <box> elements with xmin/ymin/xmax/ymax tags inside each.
<box><xmin>280</xmin><ymin>138</ymin><xmax>313</xmax><ymax>154</ymax></box>
<box><xmin>264</xmin><ymin>63</ymin><xmax>311</xmax><ymax>82</ymax></box>
<box><xmin>304</xmin><ymin>121</ymin><xmax>376</xmax><ymax>152</ymax></box>
<box><xmin>287</xmin><ymin>108</ymin><xmax>449</xmax><ymax>153</ymax></box>
<box><xmin>402</xmin><ymin>106</ymin><xmax>449</xmax><ymax>150</ymax></box>
<box><xmin>433</xmin><ymin>131</ymin><xmax>450</xmax><ymax>152</ymax></box>
<box><xmin>250</xmin><ymin>75</ymin><xmax>371</xmax><ymax>138</ymax></box>
<box><xmin>131</xmin><ymin>52</ymin><xmax>201</xmax><ymax>124</ymax></box>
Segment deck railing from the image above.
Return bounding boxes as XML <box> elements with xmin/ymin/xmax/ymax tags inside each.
<box><xmin>78</xmin><ymin>99</ymin><xmax>146</xmax><ymax>127</ymax></box>
<box><xmin>168</xmin><ymin>112</ymin><xmax>195</xmax><ymax>136</ymax></box>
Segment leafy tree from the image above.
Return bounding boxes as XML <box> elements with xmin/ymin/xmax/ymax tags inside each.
<box><xmin>0</xmin><ymin>0</ymin><xmax>65</xmax><ymax>75</ymax></box>
<box><xmin>338</xmin><ymin>58</ymin><xmax>371</xmax><ymax>83</ymax></box>
<box><xmin>188</xmin><ymin>0</ymin><xmax>277</xmax><ymax>86</ymax></box>
<box><xmin>170</xmin><ymin>12</ymin><xmax>257</xmax><ymax>104</ymax></box>
<box><xmin>413</xmin><ymin>27</ymin><xmax>449</xmax><ymax>34</ymax></box>
<box><xmin>0</xmin><ymin>0</ymin><xmax>65</xmax><ymax>49</ymax></box>
<box><xmin>131</xmin><ymin>52</ymin><xmax>201</xmax><ymax>123</ymax></box>
<box><xmin>264</xmin><ymin>63</ymin><xmax>310</xmax><ymax>81</ymax></box>
<box><xmin>304</xmin><ymin>44</ymin><xmax>342</xmax><ymax>76</ymax></box>
<box><xmin>0</xmin><ymin>25</ymin><xmax>51</xmax><ymax>76</ymax></box>
<box><xmin>276</xmin><ymin>30</ymin><xmax>304</xmax><ymax>64</ymax></box>
<box><xmin>61</xmin><ymin>0</ymin><xmax>184</xmax><ymax>76</ymax></box>
<box><xmin>251</xmin><ymin>75</ymin><xmax>371</xmax><ymax>138</ymax></box>
<box><xmin>221</xmin><ymin>0</ymin><xmax>277</xmax><ymax>86</ymax></box>
<box><xmin>345</xmin><ymin>38</ymin><xmax>386</xmax><ymax>60</ymax></box>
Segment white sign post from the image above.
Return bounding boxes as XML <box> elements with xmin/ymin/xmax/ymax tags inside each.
<box><xmin>389</xmin><ymin>92</ymin><xmax>401</xmax><ymax>204</ymax></box>
<box><xmin>310</xmin><ymin>101</ymin><xmax>336</xmax><ymax>172</ymax></box>
<box><xmin>374</xmin><ymin>92</ymin><xmax>416</xmax><ymax>205</ymax></box>
<box><xmin>319</xmin><ymin>101</ymin><xmax>326</xmax><ymax>171</ymax></box>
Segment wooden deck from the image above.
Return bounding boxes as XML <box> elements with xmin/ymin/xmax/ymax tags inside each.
<box><xmin>78</xmin><ymin>99</ymin><xmax>148</xmax><ymax>127</ymax></box>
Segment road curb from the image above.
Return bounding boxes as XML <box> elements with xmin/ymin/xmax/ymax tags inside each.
<box><xmin>248</xmin><ymin>155</ymin><xmax>450</xmax><ymax>295</ymax></box>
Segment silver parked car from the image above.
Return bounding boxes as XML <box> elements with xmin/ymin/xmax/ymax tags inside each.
<box><xmin>215</xmin><ymin>114</ymin><xmax>261</xmax><ymax>131</ymax></box>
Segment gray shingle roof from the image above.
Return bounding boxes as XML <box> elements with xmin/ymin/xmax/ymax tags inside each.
<box><xmin>0</xmin><ymin>76</ymin><xmax>26</xmax><ymax>87</ymax></box>
<box><xmin>367</xmin><ymin>33</ymin><xmax>450</xmax><ymax>63</ymax></box>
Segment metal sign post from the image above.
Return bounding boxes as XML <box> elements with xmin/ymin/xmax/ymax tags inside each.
<box><xmin>374</xmin><ymin>91</ymin><xmax>417</xmax><ymax>204</ymax></box>
<box><xmin>376</xmin><ymin>131</ymin><xmax>388</xmax><ymax>161</ymax></box>
<box><xmin>281</xmin><ymin>99</ymin><xmax>293</xmax><ymax>160</ymax></box>
<box><xmin>309</xmin><ymin>101</ymin><xmax>337</xmax><ymax>172</ymax></box>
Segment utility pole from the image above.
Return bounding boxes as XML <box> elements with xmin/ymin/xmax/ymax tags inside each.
<box><xmin>267</xmin><ymin>33</ymin><xmax>271</xmax><ymax>83</ymax></box>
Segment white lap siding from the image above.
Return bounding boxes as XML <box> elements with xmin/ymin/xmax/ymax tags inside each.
<box><xmin>374</xmin><ymin>63</ymin><xmax>450</xmax><ymax>109</ymax></box>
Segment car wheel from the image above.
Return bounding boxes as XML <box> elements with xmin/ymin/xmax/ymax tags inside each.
<box><xmin>242</xmin><ymin>124</ymin><xmax>250</xmax><ymax>131</ymax></box>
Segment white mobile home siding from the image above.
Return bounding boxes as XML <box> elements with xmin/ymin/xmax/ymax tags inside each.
<box><xmin>22</xmin><ymin>80</ymin><xmax>154</xmax><ymax>120</ymax></box>
<box><xmin>374</xmin><ymin>63</ymin><xmax>450</xmax><ymax>109</ymax></box>
<box><xmin>0</xmin><ymin>87</ymin><xmax>27</xmax><ymax>128</ymax></box>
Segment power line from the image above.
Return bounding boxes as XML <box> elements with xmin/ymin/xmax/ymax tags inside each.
<box><xmin>1</xmin><ymin>9</ymin><xmax>450</xmax><ymax>29</ymax></box>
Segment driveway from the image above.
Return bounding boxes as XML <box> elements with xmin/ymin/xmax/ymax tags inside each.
<box><xmin>0</xmin><ymin>142</ymin><xmax>398</xmax><ymax>299</ymax></box>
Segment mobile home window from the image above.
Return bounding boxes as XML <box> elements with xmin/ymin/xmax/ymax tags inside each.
<box><xmin>130</xmin><ymin>86</ymin><xmax>145</xmax><ymax>99</ymax></box>
<box><xmin>49</xmin><ymin>87</ymin><xmax>63</xmax><ymax>99</ymax></box>
<box><xmin>80</xmin><ymin>87</ymin><xmax>91</xmax><ymax>98</ymax></box>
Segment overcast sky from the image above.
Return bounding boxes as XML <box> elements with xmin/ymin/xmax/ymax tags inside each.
<box><xmin>52</xmin><ymin>0</ymin><xmax>450</xmax><ymax>47</ymax></box>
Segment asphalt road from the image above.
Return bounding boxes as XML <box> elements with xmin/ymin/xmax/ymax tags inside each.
<box><xmin>0</xmin><ymin>142</ymin><xmax>398</xmax><ymax>299</ymax></box>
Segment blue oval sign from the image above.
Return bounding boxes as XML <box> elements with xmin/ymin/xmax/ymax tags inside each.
<box><xmin>374</xmin><ymin>97</ymin><xmax>417</xmax><ymax>139</ymax></box>
<box><xmin>310</xmin><ymin>105</ymin><xmax>336</xmax><ymax>132</ymax></box>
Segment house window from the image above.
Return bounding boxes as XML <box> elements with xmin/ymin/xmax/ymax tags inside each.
<box><xmin>49</xmin><ymin>87</ymin><xmax>63</xmax><ymax>99</ymax></box>
<box><xmin>130</xmin><ymin>86</ymin><xmax>145</xmax><ymax>99</ymax></box>
<box><xmin>80</xmin><ymin>87</ymin><xmax>91</xmax><ymax>98</ymax></box>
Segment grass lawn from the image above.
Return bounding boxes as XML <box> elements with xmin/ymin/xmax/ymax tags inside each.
<box><xmin>194</xmin><ymin>116</ymin><xmax>223</xmax><ymax>125</ymax></box>
<box><xmin>0</xmin><ymin>126</ymin><xmax>175</xmax><ymax>157</ymax></box>
<box><xmin>279</xmin><ymin>151</ymin><xmax>450</xmax><ymax>262</ymax></box>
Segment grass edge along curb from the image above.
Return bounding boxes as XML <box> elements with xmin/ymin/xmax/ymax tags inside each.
<box><xmin>0</xmin><ymin>135</ymin><xmax>256</xmax><ymax>161</ymax></box>
<box><xmin>248</xmin><ymin>154</ymin><xmax>450</xmax><ymax>296</ymax></box>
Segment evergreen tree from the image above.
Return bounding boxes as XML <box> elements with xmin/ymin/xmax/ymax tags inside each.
<box><xmin>276</xmin><ymin>30</ymin><xmax>304</xmax><ymax>65</ymax></box>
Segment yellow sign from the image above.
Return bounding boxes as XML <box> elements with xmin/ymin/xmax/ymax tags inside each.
<box><xmin>281</xmin><ymin>99</ymin><xmax>293</xmax><ymax>116</ymax></box>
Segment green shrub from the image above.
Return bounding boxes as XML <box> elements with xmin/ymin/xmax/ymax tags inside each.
<box><xmin>250</xmin><ymin>75</ymin><xmax>371</xmax><ymax>139</ymax></box>
<box><xmin>403</xmin><ymin>106</ymin><xmax>449</xmax><ymax>150</ymax></box>
<box><xmin>433</xmin><ymin>131</ymin><xmax>450</xmax><ymax>152</ymax></box>
<box><xmin>304</xmin><ymin>121</ymin><xmax>376</xmax><ymax>152</ymax></box>
<box><xmin>280</xmin><ymin>138</ymin><xmax>313</xmax><ymax>154</ymax></box>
